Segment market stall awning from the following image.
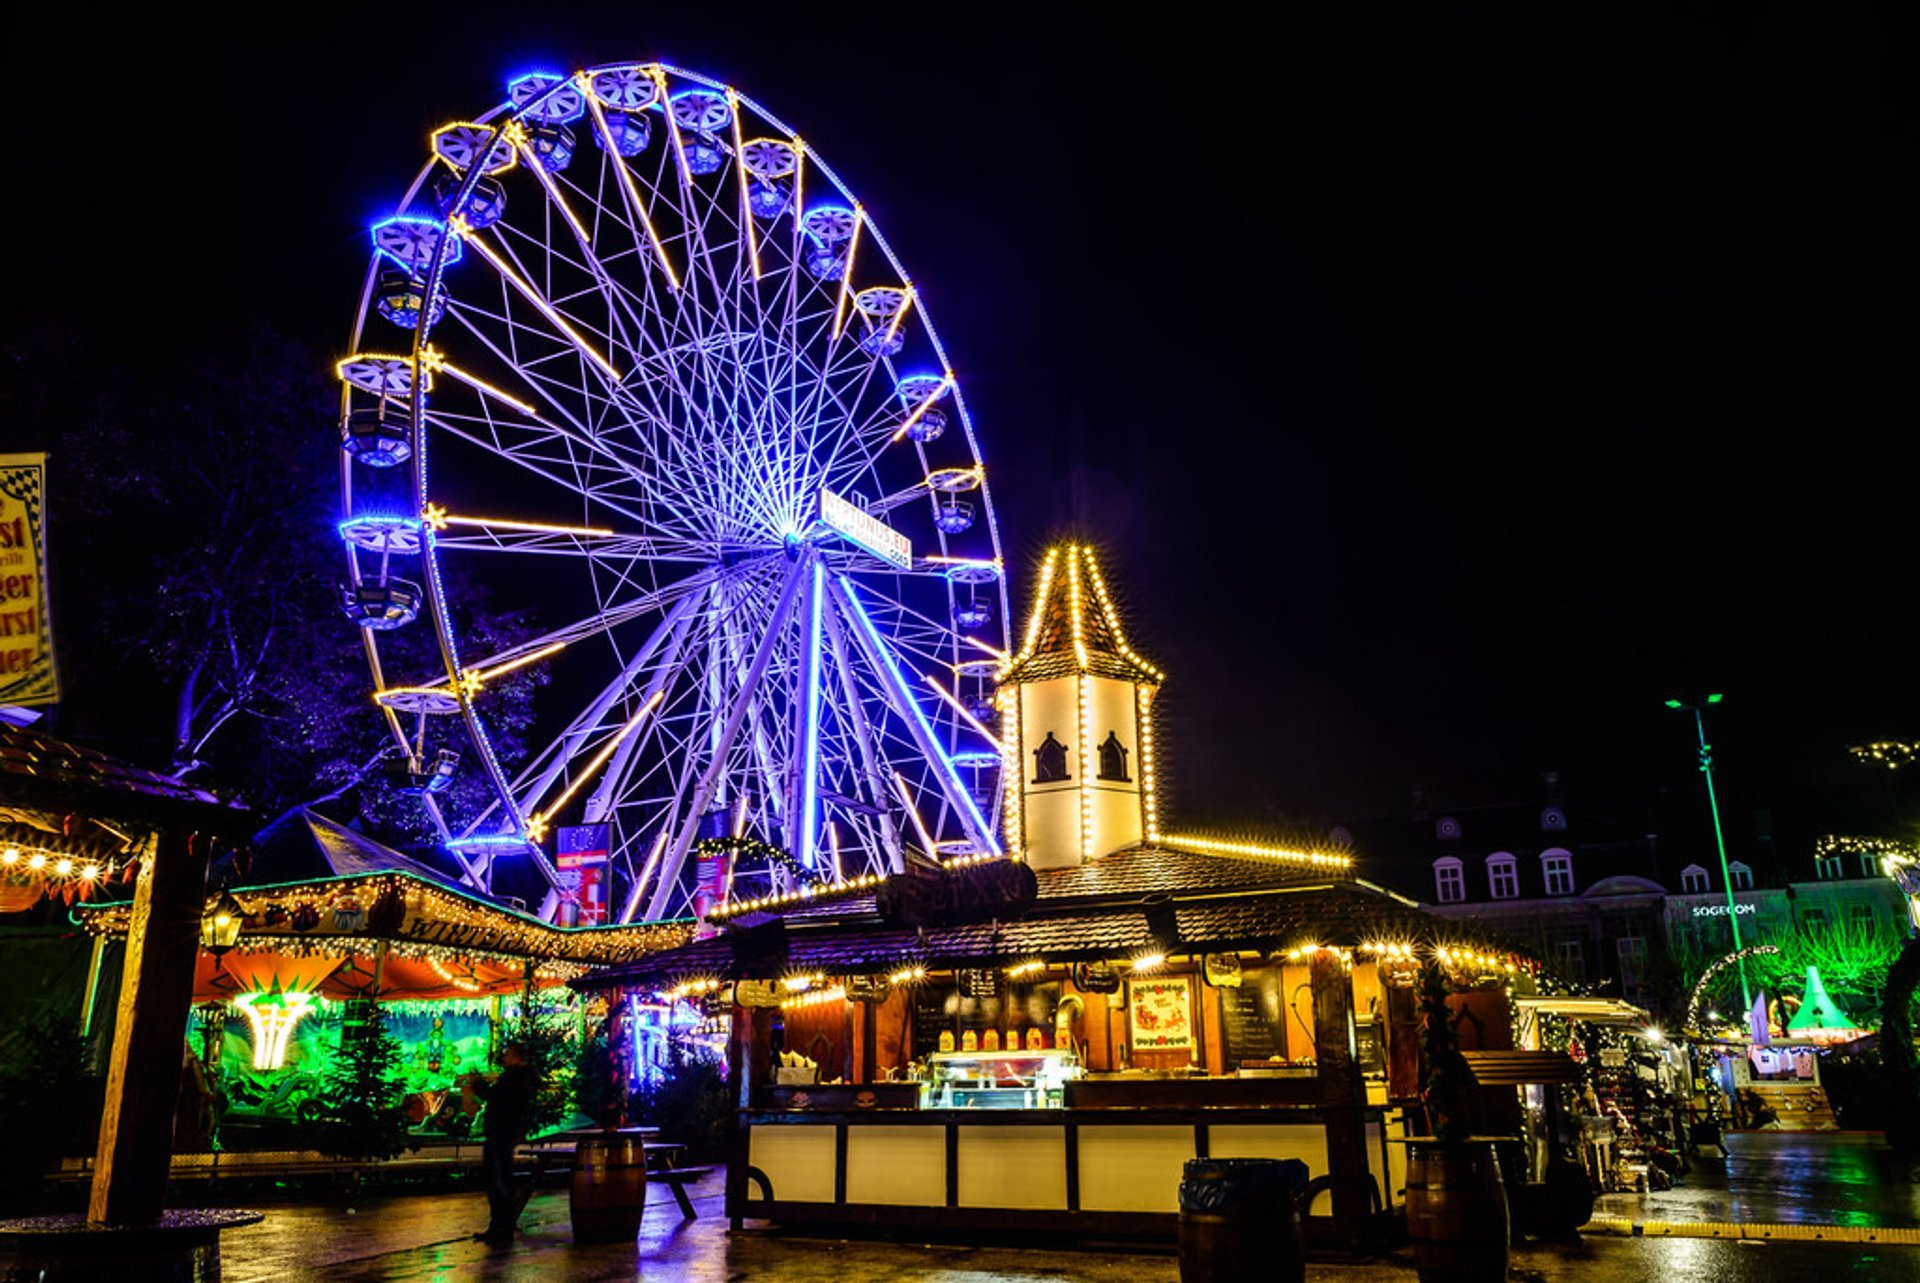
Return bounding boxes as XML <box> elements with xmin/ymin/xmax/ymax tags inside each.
<box><xmin>192</xmin><ymin>947</ymin><xmax>543</xmax><ymax>1002</ymax></box>
<box><xmin>1511</xmin><ymin>995</ymin><xmax>1651</xmax><ymax>1026</ymax></box>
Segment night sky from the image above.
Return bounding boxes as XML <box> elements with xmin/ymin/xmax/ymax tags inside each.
<box><xmin>7</xmin><ymin>5</ymin><xmax>1911</xmax><ymax>867</ymax></box>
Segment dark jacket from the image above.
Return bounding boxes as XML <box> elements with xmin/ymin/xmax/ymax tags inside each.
<box><xmin>478</xmin><ymin>1063</ymin><xmax>536</xmax><ymax>1142</ymax></box>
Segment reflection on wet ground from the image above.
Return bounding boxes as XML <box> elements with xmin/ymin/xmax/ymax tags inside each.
<box><xmin>1597</xmin><ymin>1132</ymin><xmax>1920</xmax><ymax>1228</ymax></box>
<box><xmin>207</xmin><ymin>1143</ymin><xmax>1920</xmax><ymax>1281</ymax></box>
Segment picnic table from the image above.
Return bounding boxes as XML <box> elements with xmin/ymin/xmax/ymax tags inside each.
<box><xmin>514</xmin><ymin>1127</ymin><xmax>709</xmax><ymax>1226</ymax></box>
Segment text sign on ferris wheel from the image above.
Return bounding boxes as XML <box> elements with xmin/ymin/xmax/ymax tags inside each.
<box><xmin>819</xmin><ymin>488</ymin><xmax>912</xmax><ymax>569</ymax></box>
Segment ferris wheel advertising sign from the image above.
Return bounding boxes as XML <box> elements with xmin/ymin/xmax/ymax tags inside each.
<box><xmin>0</xmin><ymin>454</ymin><xmax>56</xmax><ymax>708</ymax></box>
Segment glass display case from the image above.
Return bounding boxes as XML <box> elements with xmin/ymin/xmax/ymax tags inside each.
<box><xmin>924</xmin><ymin>1048</ymin><xmax>1081</xmax><ymax>1108</ymax></box>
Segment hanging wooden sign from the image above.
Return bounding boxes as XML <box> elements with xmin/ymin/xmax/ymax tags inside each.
<box><xmin>846</xmin><ymin>974</ymin><xmax>892</xmax><ymax>1004</ymax></box>
<box><xmin>1071</xmin><ymin>962</ymin><xmax>1120</xmax><ymax>995</ymax></box>
<box><xmin>1203</xmin><ymin>953</ymin><xmax>1243</xmax><ymax>989</ymax></box>
<box><xmin>734</xmin><ymin>979</ymin><xmax>782</xmax><ymax>1008</ymax></box>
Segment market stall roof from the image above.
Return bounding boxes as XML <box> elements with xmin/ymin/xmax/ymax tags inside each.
<box><xmin>1511</xmin><ymin>995</ymin><xmax>1652</xmax><ymax>1026</ymax></box>
<box><xmin>190</xmin><ymin>944</ymin><xmax>542</xmax><ymax>1003</ymax></box>
<box><xmin>246</xmin><ymin>810</ymin><xmax>459</xmax><ymax>887</ymax></box>
<box><xmin>0</xmin><ymin>722</ymin><xmax>246</xmax><ymax>826</ymax></box>
<box><xmin>577</xmin><ymin>844</ymin><xmax>1531</xmax><ymax>993</ymax></box>
<box><xmin>79</xmin><ymin>864</ymin><xmax>694</xmax><ymax>970</ymax></box>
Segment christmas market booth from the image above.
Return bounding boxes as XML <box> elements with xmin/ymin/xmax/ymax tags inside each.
<box><xmin>76</xmin><ymin>811</ymin><xmax>691</xmax><ymax>1152</ymax></box>
<box><xmin>575</xmin><ymin>838</ymin><xmax>1550</xmax><ymax>1243</ymax></box>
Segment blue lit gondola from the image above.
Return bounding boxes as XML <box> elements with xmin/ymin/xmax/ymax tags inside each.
<box><xmin>341</xmin><ymin>578</ymin><xmax>424</xmax><ymax>630</ymax></box>
<box><xmin>373</xmin><ymin>268</ymin><xmax>446</xmax><ymax>330</ymax></box>
<box><xmin>933</xmin><ymin>499</ymin><xmax>973</xmax><ymax>534</ymax></box>
<box><xmin>597</xmin><ymin>109</ymin><xmax>651</xmax><ymax>156</ymax></box>
<box><xmin>683</xmin><ymin>135</ymin><xmax>728</xmax><ymax>175</ymax></box>
<box><xmin>527</xmin><ymin>124</ymin><xmax>576</xmax><ymax>174</ymax></box>
<box><xmin>342</xmin><ymin>402</ymin><xmax>412</xmax><ymax>468</ymax></box>
<box><xmin>905</xmin><ymin>408</ymin><xmax>947</xmax><ymax>444</ymax></box>
<box><xmin>748</xmin><ymin>178</ymin><xmax>790</xmax><ymax>219</ymax></box>
<box><xmin>433</xmin><ymin>172</ymin><xmax>508</xmax><ymax>230</ymax></box>
<box><xmin>953</xmin><ymin>601</ymin><xmax>992</xmax><ymax>630</ymax></box>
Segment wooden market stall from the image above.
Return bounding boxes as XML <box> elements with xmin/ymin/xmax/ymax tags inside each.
<box><xmin>579</xmin><ymin>842</ymin><xmax>1545</xmax><ymax>1242</ymax></box>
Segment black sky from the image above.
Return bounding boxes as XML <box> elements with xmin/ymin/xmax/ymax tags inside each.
<box><xmin>6</xmin><ymin>3</ymin><xmax>1912</xmax><ymax>864</ymax></box>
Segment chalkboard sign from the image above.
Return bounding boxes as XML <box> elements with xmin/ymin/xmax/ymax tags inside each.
<box><xmin>910</xmin><ymin>984</ymin><xmax>953</xmax><ymax>1061</ymax></box>
<box><xmin>1219</xmin><ymin>967</ymin><xmax>1285</xmax><ymax>1064</ymax></box>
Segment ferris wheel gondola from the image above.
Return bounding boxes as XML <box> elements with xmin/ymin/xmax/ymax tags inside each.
<box><xmin>335</xmin><ymin>62</ymin><xmax>1011</xmax><ymax>922</ymax></box>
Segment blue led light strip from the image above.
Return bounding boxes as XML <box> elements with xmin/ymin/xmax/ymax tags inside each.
<box><xmin>798</xmin><ymin>558</ymin><xmax>825</xmax><ymax>870</ymax></box>
<box><xmin>830</xmin><ymin>574</ymin><xmax>1000</xmax><ymax>857</ymax></box>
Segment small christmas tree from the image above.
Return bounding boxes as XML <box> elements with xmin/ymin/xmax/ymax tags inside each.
<box><xmin>314</xmin><ymin>999</ymin><xmax>412</xmax><ymax>1160</ymax></box>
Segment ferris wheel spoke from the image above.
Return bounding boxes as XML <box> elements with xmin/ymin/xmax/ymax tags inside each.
<box><xmin>828</xmin><ymin>573</ymin><xmax>999</xmax><ymax>856</ymax></box>
<box><xmin>644</xmin><ymin>556</ymin><xmax>807</xmax><ymax>919</ymax></box>
<box><xmin>818</xmin><ymin>591</ymin><xmax>904</xmax><ymax>873</ymax></box>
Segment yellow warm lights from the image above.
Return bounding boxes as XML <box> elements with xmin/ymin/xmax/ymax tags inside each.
<box><xmin>781</xmin><ymin>985</ymin><xmax>847</xmax><ymax>1010</ymax></box>
<box><xmin>830</xmin><ymin>205</ymin><xmax>864</xmax><ymax>340</ymax></box>
<box><xmin>582</xmin><ymin>88</ymin><xmax>680</xmax><ymax>288</ymax></box>
<box><xmin>452</xmin><ymin>223</ymin><xmax>623</xmax><ymax>382</ymax></box>
<box><xmin>234</xmin><ymin>991</ymin><xmax>319</xmax><ymax>1071</ymax></box>
<box><xmin>1006</xmin><ymin>960</ymin><xmax>1047</xmax><ymax>979</ymax></box>
<box><xmin>891</xmin><ymin>375</ymin><xmax>954</xmax><ymax>443</ymax></box>
<box><xmin>702</xmin><ymin>870</ymin><xmax>888</xmax><ymax>923</ymax></box>
<box><xmin>1166</xmin><ymin>833</ymin><xmax>1352</xmax><ymax>872</ymax></box>
<box><xmin>416</xmin><ymin>347</ymin><xmax>539</xmax><ymax>416</ymax></box>
<box><xmin>888</xmin><ymin>964</ymin><xmax>928</xmax><ymax>986</ymax></box>
<box><xmin>1129</xmin><ymin>951</ymin><xmax>1167</xmax><ymax>972</ymax></box>
<box><xmin>525</xmin><ymin>692</ymin><xmax>664</xmax><ymax>838</ymax></box>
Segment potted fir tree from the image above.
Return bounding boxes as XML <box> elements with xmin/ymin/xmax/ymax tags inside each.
<box><xmin>1402</xmin><ymin>961</ymin><xmax>1510</xmax><ymax>1283</ymax></box>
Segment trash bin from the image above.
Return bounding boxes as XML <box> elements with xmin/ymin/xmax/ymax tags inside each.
<box><xmin>1177</xmin><ymin>1157</ymin><xmax>1309</xmax><ymax>1283</ymax></box>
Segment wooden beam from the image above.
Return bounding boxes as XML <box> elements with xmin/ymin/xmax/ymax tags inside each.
<box><xmin>88</xmin><ymin>828</ymin><xmax>210</xmax><ymax>1225</ymax></box>
<box><xmin>1310</xmin><ymin>950</ymin><xmax>1372</xmax><ymax>1246</ymax></box>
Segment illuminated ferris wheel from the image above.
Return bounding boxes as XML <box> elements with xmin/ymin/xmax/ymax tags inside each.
<box><xmin>334</xmin><ymin>62</ymin><xmax>1010</xmax><ymax>922</ymax></box>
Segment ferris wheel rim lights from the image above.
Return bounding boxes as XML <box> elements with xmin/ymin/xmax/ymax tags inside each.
<box><xmin>336</xmin><ymin>58</ymin><xmax>1011</xmax><ymax>923</ymax></box>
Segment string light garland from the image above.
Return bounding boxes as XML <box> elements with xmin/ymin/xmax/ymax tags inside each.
<box><xmin>1685</xmin><ymin>944</ymin><xmax>1783</xmax><ymax>1034</ymax></box>
<box><xmin>1814</xmin><ymin>834</ymin><xmax>1920</xmax><ymax>872</ymax></box>
<box><xmin>77</xmin><ymin>871</ymin><xmax>693</xmax><ymax>965</ymax></box>
<box><xmin>1162</xmin><ymin>833</ymin><xmax>1352</xmax><ymax>872</ymax></box>
<box><xmin>1849</xmin><ymin>741</ymin><xmax>1920</xmax><ymax>771</ymax></box>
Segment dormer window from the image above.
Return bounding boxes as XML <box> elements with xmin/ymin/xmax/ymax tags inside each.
<box><xmin>1487</xmin><ymin>853</ymin><xmax>1519</xmax><ymax>899</ymax></box>
<box><xmin>1860</xmin><ymin>853</ymin><xmax>1881</xmax><ymax>878</ymax></box>
<box><xmin>1434</xmin><ymin>857</ymin><xmax>1464</xmax><ymax>904</ymax></box>
<box><xmin>1097</xmin><ymin>731</ymin><xmax>1131</xmax><ymax>782</ymax></box>
<box><xmin>1728</xmin><ymin>861</ymin><xmax>1753</xmax><ymax>891</ymax></box>
<box><xmin>1815</xmin><ymin>855</ymin><xmax>1843</xmax><ymax>881</ymax></box>
<box><xmin>1541</xmin><ymin>849</ymin><xmax>1574</xmax><ymax>897</ymax></box>
<box><xmin>1033</xmin><ymin>732</ymin><xmax>1070</xmax><ymax>783</ymax></box>
<box><xmin>1681</xmin><ymin>864</ymin><xmax>1709</xmax><ymax>894</ymax></box>
<box><xmin>1436</xmin><ymin>816</ymin><xmax>1462</xmax><ymax>841</ymax></box>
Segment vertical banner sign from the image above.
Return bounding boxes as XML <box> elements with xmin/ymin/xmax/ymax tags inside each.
<box><xmin>692</xmin><ymin>841</ymin><xmax>732</xmax><ymax>938</ymax></box>
<box><xmin>0</xmin><ymin>454</ymin><xmax>56</xmax><ymax>707</ymax></box>
<box><xmin>555</xmin><ymin>823</ymin><xmax>611</xmax><ymax>925</ymax></box>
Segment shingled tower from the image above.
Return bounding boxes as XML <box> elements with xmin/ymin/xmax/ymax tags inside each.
<box><xmin>998</xmin><ymin>544</ymin><xmax>1163</xmax><ymax>869</ymax></box>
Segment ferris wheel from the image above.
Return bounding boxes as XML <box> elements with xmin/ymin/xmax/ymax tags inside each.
<box><xmin>335</xmin><ymin>62</ymin><xmax>1010</xmax><ymax>923</ymax></box>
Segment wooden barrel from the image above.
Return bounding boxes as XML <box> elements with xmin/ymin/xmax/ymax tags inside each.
<box><xmin>1177</xmin><ymin>1209</ymin><xmax>1304</xmax><ymax>1283</ymax></box>
<box><xmin>569</xmin><ymin>1134</ymin><xmax>648</xmax><ymax>1243</ymax></box>
<box><xmin>1404</xmin><ymin>1140</ymin><xmax>1509</xmax><ymax>1283</ymax></box>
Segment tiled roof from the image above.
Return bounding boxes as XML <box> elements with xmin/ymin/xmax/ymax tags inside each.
<box><xmin>578</xmin><ymin>879</ymin><xmax>1464</xmax><ymax>990</ymax></box>
<box><xmin>0</xmin><ymin>723</ymin><xmax>244</xmax><ymax>821</ymax></box>
<box><xmin>1035</xmin><ymin>845</ymin><xmax>1320</xmax><ymax>901</ymax></box>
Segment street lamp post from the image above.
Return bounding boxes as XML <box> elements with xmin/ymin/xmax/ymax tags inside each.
<box><xmin>1666</xmin><ymin>693</ymin><xmax>1753</xmax><ymax>1010</ymax></box>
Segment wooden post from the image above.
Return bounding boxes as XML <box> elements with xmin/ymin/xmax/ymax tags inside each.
<box><xmin>88</xmin><ymin>828</ymin><xmax>210</xmax><ymax>1225</ymax></box>
<box><xmin>1311</xmin><ymin>949</ymin><xmax>1372</xmax><ymax>1247</ymax></box>
<box><xmin>726</xmin><ymin>1004</ymin><xmax>774</xmax><ymax>1228</ymax></box>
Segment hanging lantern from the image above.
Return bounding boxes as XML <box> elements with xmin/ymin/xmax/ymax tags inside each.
<box><xmin>200</xmin><ymin>891</ymin><xmax>245</xmax><ymax>956</ymax></box>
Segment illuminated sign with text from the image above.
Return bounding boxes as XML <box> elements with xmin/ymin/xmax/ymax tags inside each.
<box><xmin>819</xmin><ymin>488</ymin><xmax>911</xmax><ymax>569</ymax></box>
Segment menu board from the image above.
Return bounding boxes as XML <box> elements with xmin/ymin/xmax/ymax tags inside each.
<box><xmin>910</xmin><ymin>985</ymin><xmax>952</xmax><ymax>1061</ymax></box>
<box><xmin>1219</xmin><ymin>967</ymin><xmax>1285</xmax><ymax>1064</ymax></box>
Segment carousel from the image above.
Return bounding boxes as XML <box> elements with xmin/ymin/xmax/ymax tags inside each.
<box><xmin>76</xmin><ymin>811</ymin><xmax>690</xmax><ymax>1148</ymax></box>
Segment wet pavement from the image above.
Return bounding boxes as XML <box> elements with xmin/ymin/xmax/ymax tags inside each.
<box><xmin>1595</xmin><ymin>1132</ymin><xmax>1920</xmax><ymax>1230</ymax></box>
<box><xmin>207</xmin><ymin>1167</ymin><xmax>1920</xmax><ymax>1282</ymax></box>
